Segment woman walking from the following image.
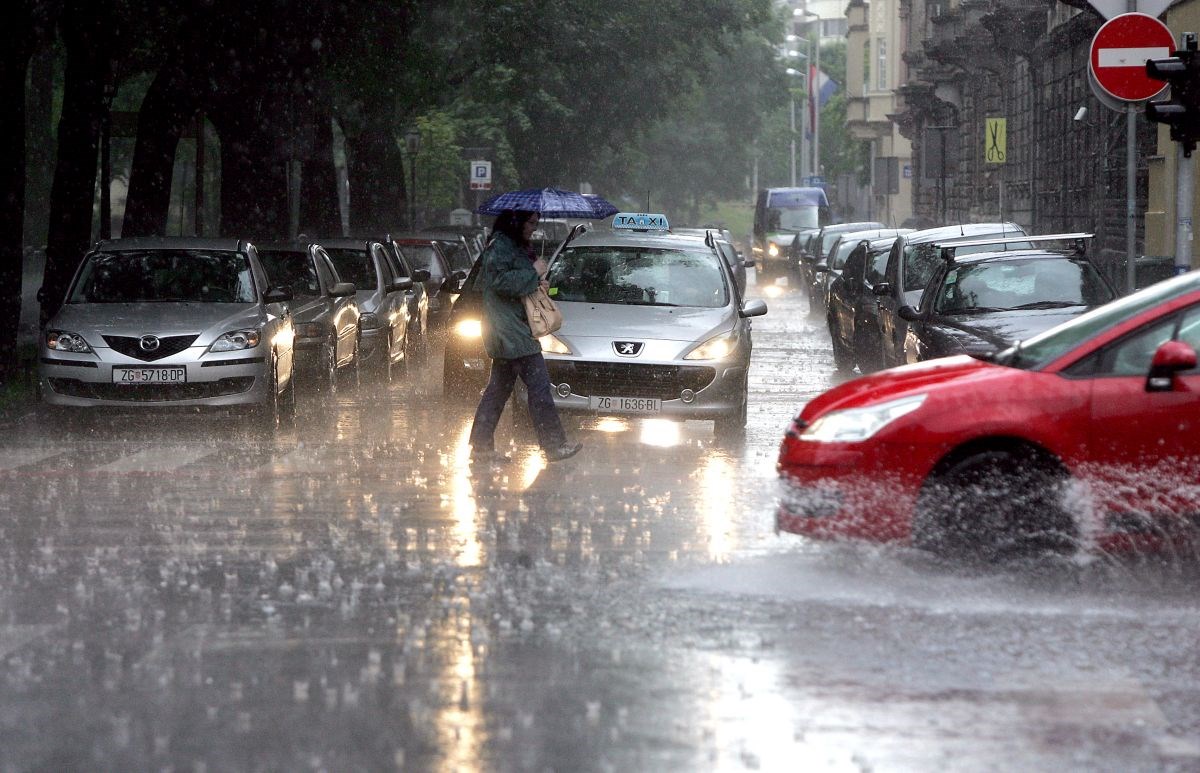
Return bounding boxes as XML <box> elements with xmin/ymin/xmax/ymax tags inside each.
<box><xmin>468</xmin><ymin>209</ymin><xmax>582</xmax><ymax>464</ymax></box>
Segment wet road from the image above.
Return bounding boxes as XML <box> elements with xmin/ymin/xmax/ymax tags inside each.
<box><xmin>3</xmin><ymin>276</ymin><xmax>1200</xmax><ymax>771</ymax></box>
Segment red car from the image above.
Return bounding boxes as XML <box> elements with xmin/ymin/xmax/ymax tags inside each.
<box><xmin>777</xmin><ymin>270</ymin><xmax>1200</xmax><ymax>559</ymax></box>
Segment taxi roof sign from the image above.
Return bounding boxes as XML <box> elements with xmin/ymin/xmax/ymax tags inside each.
<box><xmin>612</xmin><ymin>212</ymin><xmax>670</xmax><ymax>231</ymax></box>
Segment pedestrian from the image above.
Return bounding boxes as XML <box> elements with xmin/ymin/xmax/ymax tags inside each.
<box><xmin>468</xmin><ymin>209</ymin><xmax>582</xmax><ymax>464</ymax></box>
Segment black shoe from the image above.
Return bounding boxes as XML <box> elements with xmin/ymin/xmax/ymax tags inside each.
<box><xmin>469</xmin><ymin>450</ymin><xmax>512</xmax><ymax>465</ymax></box>
<box><xmin>543</xmin><ymin>441</ymin><xmax>582</xmax><ymax>462</ymax></box>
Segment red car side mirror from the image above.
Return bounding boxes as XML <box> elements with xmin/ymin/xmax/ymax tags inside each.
<box><xmin>1147</xmin><ymin>340</ymin><xmax>1198</xmax><ymax>392</ymax></box>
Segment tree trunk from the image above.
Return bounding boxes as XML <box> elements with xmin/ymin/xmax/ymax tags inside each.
<box><xmin>299</xmin><ymin>112</ymin><xmax>342</xmax><ymax>238</ymax></box>
<box><xmin>346</xmin><ymin>125</ymin><xmax>405</xmax><ymax>235</ymax></box>
<box><xmin>210</xmin><ymin>107</ymin><xmax>290</xmax><ymax>241</ymax></box>
<box><xmin>0</xmin><ymin>26</ymin><xmax>34</xmax><ymax>378</ymax></box>
<box><xmin>42</xmin><ymin>2</ymin><xmax>112</xmax><ymax>326</ymax></box>
<box><xmin>122</xmin><ymin>55</ymin><xmax>199</xmax><ymax>237</ymax></box>
<box><xmin>23</xmin><ymin>43</ymin><xmax>55</xmax><ymax>249</ymax></box>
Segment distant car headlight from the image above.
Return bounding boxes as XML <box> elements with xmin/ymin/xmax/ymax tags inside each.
<box><xmin>208</xmin><ymin>329</ymin><xmax>261</xmax><ymax>353</ymax></box>
<box><xmin>540</xmin><ymin>334</ymin><xmax>571</xmax><ymax>354</ymax></box>
<box><xmin>454</xmin><ymin>318</ymin><xmax>482</xmax><ymax>338</ymax></box>
<box><xmin>801</xmin><ymin>394</ymin><xmax>927</xmax><ymax>443</ymax></box>
<box><xmin>685</xmin><ymin>331</ymin><xmax>737</xmax><ymax>360</ymax></box>
<box><xmin>359</xmin><ymin>312</ymin><xmax>382</xmax><ymax>331</ymax></box>
<box><xmin>294</xmin><ymin>322</ymin><xmax>325</xmax><ymax>338</ymax></box>
<box><xmin>46</xmin><ymin>330</ymin><xmax>93</xmax><ymax>353</ymax></box>
<box><xmin>768</xmin><ymin>242</ymin><xmax>780</xmax><ymax>257</ymax></box>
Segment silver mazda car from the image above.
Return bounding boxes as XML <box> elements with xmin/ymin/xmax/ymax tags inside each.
<box><xmin>38</xmin><ymin>237</ymin><xmax>297</xmax><ymax>425</ymax></box>
<box><xmin>541</xmin><ymin>215</ymin><xmax>767</xmax><ymax>437</ymax></box>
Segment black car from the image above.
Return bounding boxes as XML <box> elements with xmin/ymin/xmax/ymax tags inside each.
<box><xmin>826</xmin><ymin>236</ymin><xmax>900</xmax><ymax>373</ymax></box>
<box><xmin>897</xmin><ymin>237</ymin><xmax>1116</xmax><ymax>363</ymax></box>
<box><xmin>442</xmin><ymin>257</ymin><xmax>490</xmax><ymax>400</ymax></box>
<box><xmin>419</xmin><ymin>230</ymin><xmax>478</xmax><ymax>274</ymax></box>
<box><xmin>812</xmin><ymin>228</ymin><xmax>910</xmax><ymax>317</ymax></box>
<box><xmin>875</xmin><ymin>223</ymin><xmax>1029</xmax><ymax>369</ymax></box>
<box><xmin>796</xmin><ymin>222</ymin><xmax>885</xmax><ymax>306</ymax></box>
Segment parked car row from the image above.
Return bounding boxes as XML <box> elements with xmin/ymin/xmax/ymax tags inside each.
<box><xmin>38</xmin><ymin>232</ymin><xmax>478</xmax><ymax>429</ymax></box>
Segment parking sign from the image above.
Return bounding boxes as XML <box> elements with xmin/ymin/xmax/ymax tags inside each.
<box><xmin>470</xmin><ymin>160</ymin><xmax>492</xmax><ymax>190</ymax></box>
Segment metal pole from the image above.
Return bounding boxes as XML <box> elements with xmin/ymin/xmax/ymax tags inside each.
<box><xmin>195</xmin><ymin>113</ymin><xmax>205</xmax><ymax>236</ymax></box>
<box><xmin>814</xmin><ymin>37</ymin><xmax>821</xmax><ymax>179</ymax></box>
<box><xmin>1126</xmin><ymin>103</ymin><xmax>1137</xmax><ymax>294</ymax></box>
<box><xmin>1176</xmin><ymin>142</ymin><xmax>1195</xmax><ymax>275</ymax></box>
<box><xmin>789</xmin><ymin>94</ymin><xmax>796</xmax><ymax>186</ymax></box>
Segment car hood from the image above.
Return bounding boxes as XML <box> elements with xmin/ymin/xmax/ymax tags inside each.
<box><xmin>558</xmin><ymin>302</ymin><xmax>730</xmax><ymax>343</ymax></box>
<box><xmin>927</xmin><ymin>307</ymin><xmax>1086</xmax><ymax>353</ymax></box>
<box><xmin>799</xmin><ymin>355</ymin><xmax>999</xmax><ymax>423</ymax></box>
<box><xmin>50</xmin><ymin>303</ymin><xmax>266</xmax><ymax>346</ymax></box>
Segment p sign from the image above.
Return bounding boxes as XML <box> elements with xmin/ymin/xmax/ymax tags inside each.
<box><xmin>470</xmin><ymin>160</ymin><xmax>492</xmax><ymax>190</ymax></box>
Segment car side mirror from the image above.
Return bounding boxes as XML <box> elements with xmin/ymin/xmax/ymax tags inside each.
<box><xmin>263</xmin><ymin>286</ymin><xmax>293</xmax><ymax>304</ymax></box>
<box><xmin>743</xmin><ymin>258</ymin><xmax>756</xmax><ymax>268</ymax></box>
<box><xmin>872</xmin><ymin>282</ymin><xmax>891</xmax><ymax>297</ymax></box>
<box><xmin>412</xmin><ymin>269</ymin><xmax>431</xmax><ymax>283</ymax></box>
<box><xmin>814</xmin><ymin>262</ymin><xmax>829</xmax><ymax>274</ymax></box>
<box><xmin>392</xmin><ymin>277</ymin><xmax>414</xmax><ymax>293</ymax></box>
<box><xmin>1147</xmin><ymin>340</ymin><xmax>1198</xmax><ymax>392</ymax></box>
<box><xmin>897</xmin><ymin>305</ymin><xmax>922</xmax><ymax>322</ymax></box>
<box><xmin>329</xmin><ymin>281</ymin><xmax>356</xmax><ymax>298</ymax></box>
<box><xmin>740</xmin><ymin>299</ymin><xmax>768</xmax><ymax>318</ymax></box>
<box><xmin>36</xmin><ymin>287</ymin><xmax>47</xmax><ymax>305</ymax></box>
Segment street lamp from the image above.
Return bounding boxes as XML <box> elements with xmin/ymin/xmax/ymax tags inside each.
<box><xmin>405</xmin><ymin>127</ymin><xmax>421</xmax><ymax>229</ymax></box>
<box><xmin>785</xmin><ymin>66</ymin><xmax>804</xmax><ymax>186</ymax></box>
<box><xmin>794</xmin><ymin>8</ymin><xmax>821</xmax><ymax>181</ymax></box>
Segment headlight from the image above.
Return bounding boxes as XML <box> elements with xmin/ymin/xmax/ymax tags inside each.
<box><xmin>768</xmin><ymin>242</ymin><xmax>780</xmax><ymax>257</ymax></box>
<box><xmin>685</xmin><ymin>331</ymin><xmax>737</xmax><ymax>360</ymax></box>
<box><xmin>801</xmin><ymin>394</ymin><xmax>927</xmax><ymax>443</ymax></box>
<box><xmin>46</xmin><ymin>330</ymin><xmax>92</xmax><ymax>353</ymax></box>
<box><xmin>539</xmin><ymin>334</ymin><xmax>570</xmax><ymax>354</ymax></box>
<box><xmin>294</xmin><ymin>322</ymin><xmax>325</xmax><ymax>338</ymax></box>
<box><xmin>359</xmin><ymin>312</ymin><xmax>382</xmax><ymax>330</ymax></box>
<box><xmin>208</xmin><ymin>329</ymin><xmax>261</xmax><ymax>353</ymax></box>
<box><xmin>454</xmin><ymin>318</ymin><xmax>482</xmax><ymax>338</ymax></box>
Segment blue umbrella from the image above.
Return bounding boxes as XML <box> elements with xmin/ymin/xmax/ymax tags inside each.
<box><xmin>476</xmin><ymin>187</ymin><xmax>618</xmax><ymax>219</ymax></box>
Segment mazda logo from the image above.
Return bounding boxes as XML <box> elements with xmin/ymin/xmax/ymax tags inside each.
<box><xmin>613</xmin><ymin>341</ymin><xmax>643</xmax><ymax>357</ymax></box>
<box><xmin>139</xmin><ymin>335</ymin><xmax>161</xmax><ymax>352</ymax></box>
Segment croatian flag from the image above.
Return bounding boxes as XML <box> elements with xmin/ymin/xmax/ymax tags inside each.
<box><xmin>807</xmin><ymin>65</ymin><xmax>838</xmax><ymax>138</ymax></box>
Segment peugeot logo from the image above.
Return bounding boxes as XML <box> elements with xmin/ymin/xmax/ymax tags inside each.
<box><xmin>139</xmin><ymin>335</ymin><xmax>161</xmax><ymax>352</ymax></box>
<box><xmin>613</xmin><ymin>341</ymin><xmax>643</xmax><ymax>357</ymax></box>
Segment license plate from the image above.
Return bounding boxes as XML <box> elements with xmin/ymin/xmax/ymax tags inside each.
<box><xmin>112</xmin><ymin>367</ymin><xmax>187</xmax><ymax>385</ymax></box>
<box><xmin>588</xmin><ymin>395</ymin><xmax>661</xmax><ymax>414</ymax></box>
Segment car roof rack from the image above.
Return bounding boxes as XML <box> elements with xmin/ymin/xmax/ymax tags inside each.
<box><xmin>935</xmin><ymin>232</ymin><xmax>1093</xmax><ymax>260</ymax></box>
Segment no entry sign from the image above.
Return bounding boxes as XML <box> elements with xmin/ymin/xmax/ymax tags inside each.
<box><xmin>1089</xmin><ymin>13</ymin><xmax>1175</xmax><ymax>102</ymax></box>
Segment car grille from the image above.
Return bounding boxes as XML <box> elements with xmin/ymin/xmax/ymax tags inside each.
<box><xmin>546</xmin><ymin>361</ymin><xmax>715</xmax><ymax>399</ymax></box>
<box><xmin>48</xmin><ymin>377</ymin><xmax>254</xmax><ymax>401</ymax></box>
<box><xmin>102</xmin><ymin>334</ymin><xmax>198</xmax><ymax>362</ymax></box>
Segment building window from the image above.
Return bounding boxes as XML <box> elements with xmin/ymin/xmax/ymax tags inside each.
<box><xmin>822</xmin><ymin>18</ymin><xmax>848</xmax><ymax>37</ymax></box>
<box><xmin>876</xmin><ymin>38</ymin><xmax>887</xmax><ymax>90</ymax></box>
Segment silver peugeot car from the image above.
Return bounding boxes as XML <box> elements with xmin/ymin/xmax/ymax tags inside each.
<box><xmin>38</xmin><ymin>237</ymin><xmax>297</xmax><ymax>425</ymax></box>
<box><xmin>541</xmin><ymin>215</ymin><xmax>767</xmax><ymax>437</ymax></box>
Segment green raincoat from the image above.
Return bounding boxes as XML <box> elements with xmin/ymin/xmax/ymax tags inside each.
<box><xmin>478</xmin><ymin>232</ymin><xmax>542</xmax><ymax>360</ymax></box>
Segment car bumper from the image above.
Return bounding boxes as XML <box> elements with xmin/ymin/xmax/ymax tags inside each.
<box><xmin>357</xmin><ymin>327</ymin><xmax>387</xmax><ymax>363</ymax></box>
<box><xmin>39</xmin><ymin>353</ymin><xmax>273</xmax><ymax>408</ymax></box>
<box><xmin>546</xmin><ymin>358</ymin><xmax>748</xmax><ymax>420</ymax></box>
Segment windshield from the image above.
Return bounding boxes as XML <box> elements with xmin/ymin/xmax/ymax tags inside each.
<box><xmin>258</xmin><ymin>250</ymin><xmax>320</xmax><ymax>298</ymax></box>
<box><xmin>435</xmin><ymin>240</ymin><xmax>472</xmax><ymax>272</ymax></box>
<box><xmin>324</xmin><ymin>247</ymin><xmax>377</xmax><ymax>290</ymax></box>
<box><xmin>400</xmin><ymin>244</ymin><xmax>444</xmax><ymax>280</ymax></box>
<box><xmin>549</xmin><ymin>246</ymin><xmax>728</xmax><ymax>307</ymax></box>
<box><xmin>769</xmin><ymin>206</ymin><xmax>820</xmax><ymax>231</ymax></box>
<box><xmin>831</xmin><ymin>240</ymin><xmax>859</xmax><ymax>271</ymax></box>
<box><xmin>68</xmin><ymin>249</ymin><xmax>257</xmax><ymax>303</ymax></box>
<box><xmin>934</xmin><ymin>258</ymin><xmax>1114</xmax><ymax>314</ymax></box>
<box><xmin>998</xmin><ymin>273</ymin><xmax>1199</xmax><ymax>369</ymax></box>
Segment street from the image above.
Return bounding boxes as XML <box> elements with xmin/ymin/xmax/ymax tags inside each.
<box><xmin>3</xmin><ymin>276</ymin><xmax>1200</xmax><ymax>772</ymax></box>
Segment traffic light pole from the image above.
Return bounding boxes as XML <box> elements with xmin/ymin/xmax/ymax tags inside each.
<box><xmin>1176</xmin><ymin>142</ymin><xmax>1194</xmax><ymax>275</ymax></box>
<box><xmin>1127</xmin><ymin>103</ymin><xmax>1137</xmax><ymax>293</ymax></box>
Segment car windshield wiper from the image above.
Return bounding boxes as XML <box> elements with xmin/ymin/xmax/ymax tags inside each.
<box><xmin>940</xmin><ymin>306</ymin><xmax>1008</xmax><ymax>315</ymax></box>
<box><xmin>1008</xmin><ymin>300</ymin><xmax>1082</xmax><ymax>310</ymax></box>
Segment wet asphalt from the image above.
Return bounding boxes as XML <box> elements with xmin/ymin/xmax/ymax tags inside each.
<box><xmin>2</xmin><ymin>275</ymin><xmax>1200</xmax><ymax>771</ymax></box>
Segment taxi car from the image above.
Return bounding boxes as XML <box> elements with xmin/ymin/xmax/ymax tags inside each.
<box><xmin>38</xmin><ymin>237</ymin><xmax>297</xmax><ymax>426</ymax></box>
<box><xmin>777</xmin><ymin>269</ymin><xmax>1200</xmax><ymax>560</ymax></box>
<box><xmin>543</xmin><ymin>213</ymin><xmax>766</xmax><ymax>436</ymax></box>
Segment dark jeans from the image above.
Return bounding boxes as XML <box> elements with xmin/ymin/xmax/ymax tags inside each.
<box><xmin>469</xmin><ymin>353</ymin><xmax>568</xmax><ymax>451</ymax></box>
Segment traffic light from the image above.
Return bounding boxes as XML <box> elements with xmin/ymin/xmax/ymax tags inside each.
<box><xmin>1146</xmin><ymin>32</ymin><xmax>1200</xmax><ymax>156</ymax></box>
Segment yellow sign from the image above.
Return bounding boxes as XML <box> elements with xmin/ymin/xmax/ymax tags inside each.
<box><xmin>985</xmin><ymin>118</ymin><xmax>1006</xmax><ymax>164</ymax></box>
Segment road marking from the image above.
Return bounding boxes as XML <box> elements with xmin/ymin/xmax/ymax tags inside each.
<box><xmin>1098</xmin><ymin>47</ymin><xmax>1169</xmax><ymax>67</ymax></box>
<box><xmin>0</xmin><ymin>448</ymin><xmax>68</xmax><ymax>471</ymax></box>
<box><xmin>94</xmin><ymin>444</ymin><xmax>220</xmax><ymax>473</ymax></box>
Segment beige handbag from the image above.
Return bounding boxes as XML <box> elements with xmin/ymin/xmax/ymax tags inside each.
<box><xmin>522</xmin><ymin>286</ymin><xmax>563</xmax><ymax>338</ymax></box>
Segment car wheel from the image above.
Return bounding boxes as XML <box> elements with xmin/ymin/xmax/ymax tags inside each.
<box><xmin>339</xmin><ymin>338</ymin><xmax>361</xmax><ymax>389</ymax></box>
<box><xmin>277</xmin><ymin>360</ymin><xmax>296</xmax><ymax>426</ymax></box>
<box><xmin>713</xmin><ymin>388</ymin><xmax>748</xmax><ymax>439</ymax></box>
<box><xmin>319</xmin><ymin>343</ymin><xmax>338</xmax><ymax>398</ymax></box>
<box><xmin>829</xmin><ymin>321</ymin><xmax>856</xmax><ymax>373</ymax></box>
<box><xmin>256</xmin><ymin>358</ymin><xmax>286</xmax><ymax>430</ymax></box>
<box><xmin>854</xmin><ymin>326</ymin><xmax>884</xmax><ymax>373</ymax></box>
<box><xmin>911</xmin><ymin>448</ymin><xmax>1075</xmax><ymax>562</ymax></box>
